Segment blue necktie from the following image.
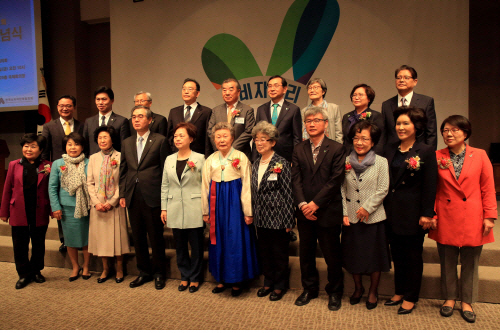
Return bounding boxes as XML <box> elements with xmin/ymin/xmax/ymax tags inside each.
<box><xmin>137</xmin><ymin>137</ymin><xmax>144</xmax><ymax>163</ymax></box>
<box><xmin>271</xmin><ymin>104</ymin><xmax>279</xmax><ymax>125</ymax></box>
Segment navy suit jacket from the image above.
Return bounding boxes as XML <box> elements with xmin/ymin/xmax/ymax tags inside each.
<box><xmin>83</xmin><ymin>111</ymin><xmax>131</xmax><ymax>155</ymax></box>
<box><xmin>41</xmin><ymin>118</ymin><xmax>83</xmax><ymax>161</ymax></box>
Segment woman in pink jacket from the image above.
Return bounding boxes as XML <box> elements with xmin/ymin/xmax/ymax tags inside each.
<box><xmin>429</xmin><ymin>115</ymin><xmax>496</xmax><ymax>323</ymax></box>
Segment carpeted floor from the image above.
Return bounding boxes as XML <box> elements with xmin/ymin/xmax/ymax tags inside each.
<box><xmin>1</xmin><ymin>262</ymin><xmax>499</xmax><ymax>330</ymax></box>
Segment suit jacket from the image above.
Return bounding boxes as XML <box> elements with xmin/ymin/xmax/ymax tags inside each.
<box><xmin>341</xmin><ymin>154</ymin><xmax>389</xmax><ymax>224</ymax></box>
<box><xmin>41</xmin><ymin>118</ymin><xmax>84</xmax><ymax>161</ymax></box>
<box><xmin>48</xmin><ymin>158</ymin><xmax>89</xmax><ymax>211</ymax></box>
<box><xmin>167</xmin><ymin>104</ymin><xmax>212</xmax><ymax>158</ymax></box>
<box><xmin>87</xmin><ymin>150</ymin><xmax>121</xmax><ymax>208</ymax></box>
<box><xmin>253</xmin><ymin>100</ymin><xmax>302</xmax><ymax>163</ymax></box>
<box><xmin>129</xmin><ymin>111</ymin><xmax>168</xmax><ymax>137</ymax></box>
<box><xmin>251</xmin><ymin>153</ymin><xmax>294</xmax><ymax>229</ymax></box>
<box><xmin>119</xmin><ymin>132</ymin><xmax>169</xmax><ymax>208</ymax></box>
<box><xmin>341</xmin><ymin>108</ymin><xmax>385</xmax><ymax>155</ymax></box>
<box><xmin>291</xmin><ymin>137</ymin><xmax>347</xmax><ymax>227</ymax></box>
<box><xmin>383</xmin><ymin>141</ymin><xmax>437</xmax><ymax>236</ymax></box>
<box><xmin>83</xmin><ymin>112</ymin><xmax>131</xmax><ymax>155</ymax></box>
<box><xmin>207</xmin><ymin>101</ymin><xmax>255</xmax><ymax>159</ymax></box>
<box><xmin>0</xmin><ymin>159</ymin><xmax>52</xmax><ymax>227</ymax></box>
<box><xmin>160</xmin><ymin>151</ymin><xmax>205</xmax><ymax>229</ymax></box>
<box><xmin>429</xmin><ymin>146</ymin><xmax>497</xmax><ymax>247</ymax></box>
<box><xmin>381</xmin><ymin>93</ymin><xmax>437</xmax><ymax>152</ymax></box>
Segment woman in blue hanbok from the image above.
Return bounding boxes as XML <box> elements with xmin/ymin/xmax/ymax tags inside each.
<box><xmin>202</xmin><ymin>122</ymin><xmax>259</xmax><ymax>297</ymax></box>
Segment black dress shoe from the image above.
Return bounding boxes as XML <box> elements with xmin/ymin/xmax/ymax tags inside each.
<box><xmin>82</xmin><ymin>272</ymin><xmax>92</xmax><ymax>280</ymax></box>
<box><xmin>212</xmin><ymin>285</ymin><xmax>226</xmax><ymax>294</ymax></box>
<box><xmin>231</xmin><ymin>288</ymin><xmax>243</xmax><ymax>297</ymax></box>
<box><xmin>59</xmin><ymin>244</ymin><xmax>67</xmax><ymax>253</ymax></box>
<box><xmin>366</xmin><ymin>295</ymin><xmax>378</xmax><ymax>310</ymax></box>
<box><xmin>440</xmin><ymin>302</ymin><xmax>455</xmax><ymax>317</ymax></box>
<box><xmin>155</xmin><ymin>276</ymin><xmax>166</xmax><ymax>290</ymax></box>
<box><xmin>189</xmin><ymin>285</ymin><xmax>200</xmax><ymax>293</ymax></box>
<box><xmin>328</xmin><ymin>294</ymin><xmax>342</xmax><ymax>311</ymax></box>
<box><xmin>269</xmin><ymin>290</ymin><xmax>286</xmax><ymax>301</ymax></box>
<box><xmin>289</xmin><ymin>230</ymin><xmax>298</xmax><ymax>242</ymax></box>
<box><xmin>15</xmin><ymin>277</ymin><xmax>32</xmax><ymax>289</ymax></box>
<box><xmin>384</xmin><ymin>298</ymin><xmax>403</xmax><ymax>306</ymax></box>
<box><xmin>349</xmin><ymin>287</ymin><xmax>365</xmax><ymax>305</ymax></box>
<box><xmin>115</xmin><ymin>277</ymin><xmax>124</xmax><ymax>283</ymax></box>
<box><xmin>294</xmin><ymin>290</ymin><xmax>318</xmax><ymax>306</ymax></box>
<box><xmin>97</xmin><ymin>274</ymin><xmax>112</xmax><ymax>283</ymax></box>
<box><xmin>398</xmin><ymin>303</ymin><xmax>416</xmax><ymax>315</ymax></box>
<box><xmin>129</xmin><ymin>275</ymin><xmax>153</xmax><ymax>288</ymax></box>
<box><xmin>460</xmin><ymin>308</ymin><xmax>476</xmax><ymax>323</ymax></box>
<box><xmin>178</xmin><ymin>283</ymin><xmax>189</xmax><ymax>292</ymax></box>
<box><xmin>69</xmin><ymin>268</ymin><xmax>83</xmax><ymax>282</ymax></box>
<box><xmin>257</xmin><ymin>287</ymin><xmax>272</xmax><ymax>297</ymax></box>
<box><xmin>33</xmin><ymin>273</ymin><xmax>46</xmax><ymax>283</ymax></box>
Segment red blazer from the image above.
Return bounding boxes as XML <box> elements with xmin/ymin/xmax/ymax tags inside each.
<box><xmin>429</xmin><ymin>146</ymin><xmax>496</xmax><ymax>247</ymax></box>
<box><xmin>0</xmin><ymin>159</ymin><xmax>52</xmax><ymax>227</ymax></box>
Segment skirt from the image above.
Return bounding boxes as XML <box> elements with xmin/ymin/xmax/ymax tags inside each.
<box><xmin>88</xmin><ymin>205</ymin><xmax>131</xmax><ymax>257</ymax></box>
<box><xmin>61</xmin><ymin>205</ymin><xmax>89</xmax><ymax>248</ymax></box>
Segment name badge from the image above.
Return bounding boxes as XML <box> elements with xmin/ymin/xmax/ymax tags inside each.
<box><xmin>235</xmin><ymin>117</ymin><xmax>245</xmax><ymax>124</ymax></box>
<box><xmin>267</xmin><ymin>173</ymin><xmax>278</xmax><ymax>181</ymax></box>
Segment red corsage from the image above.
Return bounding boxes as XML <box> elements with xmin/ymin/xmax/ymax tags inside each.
<box><xmin>358</xmin><ymin>111</ymin><xmax>371</xmax><ymax>120</ymax></box>
<box><xmin>110</xmin><ymin>159</ymin><xmax>118</xmax><ymax>168</ymax></box>
<box><xmin>231</xmin><ymin>109</ymin><xmax>241</xmax><ymax>118</ymax></box>
<box><xmin>437</xmin><ymin>157</ymin><xmax>452</xmax><ymax>170</ymax></box>
<box><xmin>231</xmin><ymin>158</ymin><xmax>241</xmax><ymax>169</ymax></box>
<box><xmin>270</xmin><ymin>162</ymin><xmax>283</xmax><ymax>174</ymax></box>
<box><xmin>60</xmin><ymin>165</ymin><xmax>67</xmax><ymax>172</ymax></box>
<box><xmin>39</xmin><ymin>164</ymin><xmax>51</xmax><ymax>174</ymax></box>
<box><xmin>345</xmin><ymin>160</ymin><xmax>352</xmax><ymax>173</ymax></box>
<box><xmin>405</xmin><ymin>156</ymin><xmax>422</xmax><ymax>171</ymax></box>
<box><xmin>187</xmin><ymin>161</ymin><xmax>196</xmax><ymax>172</ymax></box>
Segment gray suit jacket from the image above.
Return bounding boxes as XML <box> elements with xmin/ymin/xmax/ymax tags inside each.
<box><xmin>41</xmin><ymin>118</ymin><xmax>83</xmax><ymax>161</ymax></box>
<box><xmin>207</xmin><ymin>101</ymin><xmax>255</xmax><ymax>159</ymax></box>
<box><xmin>83</xmin><ymin>112</ymin><xmax>131</xmax><ymax>155</ymax></box>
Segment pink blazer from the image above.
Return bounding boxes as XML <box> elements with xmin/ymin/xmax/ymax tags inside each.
<box><xmin>0</xmin><ymin>159</ymin><xmax>52</xmax><ymax>227</ymax></box>
<box><xmin>429</xmin><ymin>146</ymin><xmax>496</xmax><ymax>247</ymax></box>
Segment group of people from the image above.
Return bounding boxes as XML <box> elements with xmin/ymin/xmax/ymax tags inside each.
<box><xmin>0</xmin><ymin>65</ymin><xmax>495</xmax><ymax>324</ymax></box>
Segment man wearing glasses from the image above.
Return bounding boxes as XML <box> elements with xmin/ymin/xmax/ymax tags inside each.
<box><xmin>207</xmin><ymin>78</ymin><xmax>255</xmax><ymax>159</ymax></box>
<box><xmin>129</xmin><ymin>91</ymin><xmax>167</xmax><ymax>137</ymax></box>
<box><xmin>167</xmin><ymin>79</ymin><xmax>212</xmax><ymax>157</ymax></box>
<box><xmin>381</xmin><ymin>65</ymin><xmax>437</xmax><ymax>151</ymax></box>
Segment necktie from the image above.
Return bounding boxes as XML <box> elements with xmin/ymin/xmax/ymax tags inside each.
<box><xmin>137</xmin><ymin>137</ymin><xmax>144</xmax><ymax>163</ymax></box>
<box><xmin>101</xmin><ymin>115</ymin><xmax>106</xmax><ymax>126</ymax></box>
<box><xmin>401</xmin><ymin>98</ymin><xmax>407</xmax><ymax>107</ymax></box>
<box><xmin>64</xmin><ymin>121</ymin><xmax>71</xmax><ymax>135</ymax></box>
<box><xmin>227</xmin><ymin>105</ymin><xmax>233</xmax><ymax>123</ymax></box>
<box><xmin>271</xmin><ymin>104</ymin><xmax>279</xmax><ymax>125</ymax></box>
<box><xmin>184</xmin><ymin>105</ymin><xmax>191</xmax><ymax>122</ymax></box>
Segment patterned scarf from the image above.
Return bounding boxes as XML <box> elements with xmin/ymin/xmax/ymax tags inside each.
<box><xmin>348</xmin><ymin>150</ymin><xmax>376</xmax><ymax>177</ymax></box>
<box><xmin>302</xmin><ymin>100</ymin><xmax>329</xmax><ymax>140</ymax></box>
<box><xmin>347</xmin><ymin>109</ymin><xmax>368</xmax><ymax>130</ymax></box>
<box><xmin>61</xmin><ymin>153</ymin><xmax>90</xmax><ymax>218</ymax></box>
<box><xmin>98</xmin><ymin>148</ymin><xmax>116</xmax><ymax>201</ymax></box>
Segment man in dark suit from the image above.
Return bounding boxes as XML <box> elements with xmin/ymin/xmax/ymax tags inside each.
<box><xmin>128</xmin><ymin>91</ymin><xmax>168</xmax><ymax>137</ymax></box>
<box><xmin>167</xmin><ymin>79</ymin><xmax>212</xmax><ymax>157</ymax></box>
<box><xmin>207</xmin><ymin>78</ymin><xmax>255</xmax><ymax>159</ymax></box>
<box><xmin>291</xmin><ymin>106</ymin><xmax>347</xmax><ymax>311</ymax></box>
<box><xmin>83</xmin><ymin>86</ymin><xmax>131</xmax><ymax>155</ymax></box>
<box><xmin>41</xmin><ymin>94</ymin><xmax>84</xmax><ymax>253</ymax></box>
<box><xmin>119</xmin><ymin>105</ymin><xmax>169</xmax><ymax>290</ymax></box>
<box><xmin>252</xmin><ymin>75</ymin><xmax>302</xmax><ymax>163</ymax></box>
<box><xmin>381</xmin><ymin>65</ymin><xmax>437</xmax><ymax>151</ymax></box>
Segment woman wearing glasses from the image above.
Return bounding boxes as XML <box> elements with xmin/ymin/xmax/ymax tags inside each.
<box><xmin>429</xmin><ymin>115</ymin><xmax>496</xmax><ymax>323</ymax></box>
<box><xmin>342</xmin><ymin>84</ymin><xmax>385</xmax><ymax>154</ymax></box>
<box><xmin>302</xmin><ymin>78</ymin><xmax>343</xmax><ymax>144</ymax></box>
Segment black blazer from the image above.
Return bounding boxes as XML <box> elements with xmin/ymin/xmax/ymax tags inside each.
<box><xmin>383</xmin><ymin>141</ymin><xmax>438</xmax><ymax>236</ymax></box>
<box><xmin>252</xmin><ymin>100</ymin><xmax>302</xmax><ymax>163</ymax></box>
<box><xmin>291</xmin><ymin>137</ymin><xmax>347</xmax><ymax>227</ymax></box>
<box><xmin>119</xmin><ymin>133</ymin><xmax>169</xmax><ymax>208</ymax></box>
<box><xmin>251</xmin><ymin>153</ymin><xmax>294</xmax><ymax>230</ymax></box>
<box><xmin>381</xmin><ymin>93</ymin><xmax>437</xmax><ymax>152</ymax></box>
<box><xmin>41</xmin><ymin>118</ymin><xmax>83</xmax><ymax>161</ymax></box>
<box><xmin>341</xmin><ymin>108</ymin><xmax>384</xmax><ymax>155</ymax></box>
<box><xmin>83</xmin><ymin>112</ymin><xmax>131</xmax><ymax>155</ymax></box>
<box><xmin>167</xmin><ymin>104</ymin><xmax>212</xmax><ymax>158</ymax></box>
<box><xmin>129</xmin><ymin>111</ymin><xmax>168</xmax><ymax>137</ymax></box>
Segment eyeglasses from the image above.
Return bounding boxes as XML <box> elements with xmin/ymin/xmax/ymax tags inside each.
<box><xmin>182</xmin><ymin>88</ymin><xmax>196</xmax><ymax>92</ymax></box>
<box><xmin>134</xmin><ymin>99</ymin><xmax>151</xmax><ymax>104</ymax></box>
<box><xmin>57</xmin><ymin>104</ymin><xmax>73</xmax><ymax>109</ymax></box>
<box><xmin>131</xmin><ymin>115</ymin><xmax>146</xmax><ymax>120</ymax></box>
<box><xmin>304</xmin><ymin>119</ymin><xmax>326</xmax><ymax>124</ymax></box>
<box><xmin>352</xmin><ymin>94</ymin><xmax>366</xmax><ymax>99</ymax></box>
<box><xmin>353</xmin><ymin>137</ymin><xmax>371</xmax><ymax>143</ymax></box>
<box><xmin>442</xmin><ymin>128</ymin><xmax>461</xmax><ymax>135</ymax></box>
<box><xmin>254</xmin><ymin>139</ymin><xmax>272</xmax><ymax>144</ymax></box>
<box><xmin>396</xmin><ymin>76</ymin><xmax>413</xmax><ymax>81</ymax></box>
<box><xmin>307</xmin><ymin>86</ymin><xmax>322</xmax><ymax>91</ymax></box>
<box><xmin>267</xmin><ymin>84</ymin><xmax>283</xmax><ymax>89</ymax></box>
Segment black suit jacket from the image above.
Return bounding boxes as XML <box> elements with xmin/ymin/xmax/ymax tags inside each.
<box><xmin>129</xmin><ymin>111</ymin><xmax>168</xmax><ymax>137</ymax></box>
<box><xmin>119</xmin><ymin>133</ymin><xmax>169</xmax><ymax>208</ymax></box>
<box><xmin>291</xmin><ymin>137</ymin><xmax>347</xmax><ymax>227</ymax></box>
<box><xmin>381</xmin><ymin>93</ymin><xmax>437</xmax><ymax>152</ymax></box>
<box><xmin>167</xmin><ymin>104</ymin><xmax>212</xmax><ymax>158</ymax></box>
<box><xmin>83</xmin><ymin>112</ymin><xmax>131</xmax><ymax>155</ymax></box>
<box><xmin>252</xmin><ymin>100</ymin><xmax>302</xmax><ymax>162</ymax></box>
<box><xmin>383</xmin><ymin>141</ymin><xmax>437</xmax><ymax>236</ymax></box>
<box><xmin>341</xmin><ymin>108</ymin><xmax>385</xmax><ymax>155</ymax></box>
<box><xmin>41</xmin><ymin>118</ymin><xmax>84</xmax><ymax>161</ymax></box>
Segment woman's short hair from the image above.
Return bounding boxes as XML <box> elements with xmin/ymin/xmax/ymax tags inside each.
<box><xmin>174</xmin><ymin>122</ymin><xmax>198</xmax><ymax>141</ymax></box>
<box><xmin>211</xmin><ymin>122</ymin><xmax>235</xmax><ymax>141</ymax></box>
<box><xmin>306</xmin><ymin>78</ymin><xmax>327</xmax><ymax>98</ymax></box>
<box><xmin>62</xmin><ymin>132</ymin><xmax>86</xmax><ymax>154</ymax></box>
<box><xmin>348</xmin><ymin>120</ymin><xmax>381</xmax><ymax>146</ymax></box>
<box><xmin>251</xmin><ymin>121</ymin><xmax>280</xmax><ymax>142</ymax></box>
<box><xmin>93</xmin><ymin>125</ymin><xmax>119</xmax><ymax>147</ymax></box>
<box><xmin>393</xmin><ymin>107</ymin><xmax>427</xmax><ymax>137</ymax></box>
<box><xmin>303</xmin><ymin>106</ymin><xmax>329</xmax><ymax>121</ymax></box>
<box><xmin>440</xmin><ymin>115</ymin><xmax>472</xmax><ymax>140</ymax></box>
<box><xmin>350</xmin><ymin>84</ymin><xmax>375</xmax><ymax>107</ymax></box>
<box><xmin>20</xmin><ymin>133</ymin><xmax>47</xmax><ymax>152</ymax></box>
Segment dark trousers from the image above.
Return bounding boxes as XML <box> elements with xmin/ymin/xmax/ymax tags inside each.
<box><xmin>390</xmin><ymin>232</ymin><xmax>424</xmax><ymax>303</ymax></box>
<box><xmin>297</xmin><ymin>219</ymin><xmax>343</xmax><ymax>296</ymax></box>
<box><xmin>128</xmin><ymin>185</ymin><xmax>167</xmax><ymax>278</ymax></box>
<box><xmin>172</xmin><ymin>227</ymin><xmax>205</xmax><ymax>283</ymax></box>
<box><xmin>256</xmin><ymin>227</ymin><xmax>290</xmax><ymax>291</ymax></box>
<box><xmin>11</xmin><ymin>224</ymin><xmax>48</xmax><ymax>279</ymax></box>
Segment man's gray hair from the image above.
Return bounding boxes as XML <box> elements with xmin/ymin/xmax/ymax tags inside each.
<box><xmin>211</xmin><ymin>122</ymin><xmax>235</xmax><ymax>141</ymax></box>
<box><xmin>130</xmin><ymin>105</ymin><xmax>152</xmax><ymax>119</ymax></box>
<box><xmin>251</xmin><ymin>121</ymin><xmax>279</xmax><ymax>142</ymax></box>
<box><xmin>303</xmin><ymin>106</ymin><xmax>328</xmax><ymax>121</ymax></box>
<box><xmin>222</xmin><ymin>78</ymin><xmax>241</xmax><ymax>90</ymax></box>
<box><xmin>134</xmin><ymin>91</ymin><xmax>152</xmax><ymax>101</ymax></box>
<box><xmin>306</xmin><ymin>78</ymin><xmax>328</xmax><ymax>98</ymax></box>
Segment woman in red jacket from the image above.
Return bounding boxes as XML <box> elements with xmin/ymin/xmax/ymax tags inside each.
<box><xmin>429</xmin><ymin>115</ymin><xmax>496</xmax><ymax>323</ymax></box>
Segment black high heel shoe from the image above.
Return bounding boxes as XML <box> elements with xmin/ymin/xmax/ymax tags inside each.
<box><xmin>69</xmin><ymin>267</ymin><xmax>83</xmax><ymax>282</ymax></box>
<box><xmin>349</xmin><ymin>287</ymin><xmax>365</xmax><ymax>305</ymax></box>
<box><xmin>366</xmin><ymin>293</ymin><xmax>378</xmax><ymax>310</ymax></box>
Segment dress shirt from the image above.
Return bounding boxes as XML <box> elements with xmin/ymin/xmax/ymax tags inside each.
<box><xmin>99</xmin><ymin>111</ymin><xmax>112</xmax><ymax>126</ymax></box>
<box><xmin>59</xmin><ymin>118</ymin><xmax>74</xmax><ymax>132</ymax></box>
<box><xmin>185</xmin><ymin>102</ymin><xmax>198</xmax><ymax>120</ymax></box>
<box><xmin>269</xmin><ymin>98</ymin><xmax>284</xmax><ymax>118</ymax></box>
<box><xmin>137</xmin><ymin>130</ymin><xmax>151</xmax><ymax>147</ymax></box>
<box><xmin>397</xmin><ymin>91</ymin><xmax>414</xmax><ymax>107</ymax></box>
<box><xmin>449</xmin><ymin>144</ymin><xmax>466</xmax><ymax>180</ymax></box>
<box><xmin>298</xmin><ymin>136</ymin><xmax>324</xmax><ymax>209</ymax></box>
